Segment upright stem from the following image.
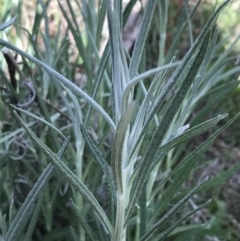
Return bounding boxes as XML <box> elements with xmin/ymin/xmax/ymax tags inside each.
<box><xmin>76</xmin><ymin>139</ymin><xmax>85</xmax><ymax>240</ymax></box>
<box><xmin>114</xmin><ymin>194</ymin><xmax>126</xmax><ymax>241</ymax></box>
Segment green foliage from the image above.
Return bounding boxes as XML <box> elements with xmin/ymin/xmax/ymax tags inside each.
<box><xmin>0</xmin><ymin>0</ymin><xmax>239</xmax><ymax>241</ymax></box>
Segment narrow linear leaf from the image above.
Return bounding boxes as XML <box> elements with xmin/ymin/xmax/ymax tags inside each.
<box><xmin>199</xmin><ymin>160</ymin><xmax>240</xmax><ymax>194</ymax></box>
<box><xmin>80</xmin><ymin>123</ymin><xmax>116</xmax><ymax>220</ymax></box>
<box><xmin>122</xmin><ymin>62</ymin><xmax>180</xmax><ymax>112</ymax></box>
<box><xmin>0</xmin><ymin>213</ymin><xmax>7</xmax><ymax>238</ymax></box>
<box><xmin>123</xmin><ymin>0</ymin><xmax>138</xmax><ymax>24</ymax></box>
<box><xmin>18</xmin><ymin>26</ymin><xmax>41</xmax><ymax>61</ymax></box>
<box><xmin>11</xmin><ymin>105</ymin><xmax>66</xmax><ymax>139</ymax></box>
<box><xmin>96</xmin><ymin>0</ymin><xmax>107</xmax><ymax>47</ymax></box>
<box><xmin>38</xmin><ymin>0</ymin><xmax>51</xmax><ymax>64</ymax></box>
<box><xmin>85</xmin><ymin>0</ymin><xmax>141</xmax><ymax>123</ymax></box>
<box><xmin>70</xmin><ymin>200</ymin><xmax>97</xmax><ymax>241</ymax></box>
<box><xmin>126</xmin><ymin>30</ymin><xmax>211</xmax><ymax>222</ymax></box>
<box><xmin>165</xmin><ymin>0</ymin><xmax>201</xmax><ymax>62</ymax></box>
<box><xmin>24</xmin><ymin>188</ymin><xmax>45</xmax><ymax>241</ymax></box>
<box><xmin>5</xmin><ymin>136</ymin><xmax>71</xmax><ymax>241</ymax></box>
<box><xmin>114</xmin><ymin>0</ymin><xmax>123</xmax><ymax>30</ymax></box>
<box><xmin>9</xmin><ymin>199</ymin><xmax>15</xmax><ymax>226</ymax></box>
<box><xmin>108</xmin><ymin>10</ymin><xmax>122</xmax><ymax>120</ymax></box>
<box><xmin>0</xmin><ymin>15</ymin><xmax>17</xmax><ymax>31</ymax></box>
<box><xmin>19</xmin><ymin>56</ymin><xmax>62</xmax><ymax>155</ymax></box>
<box><xmin>173</xmin><ymin>28</ymin><xmax>219</xmax><ymax>131</ymax></box>
<box><xmin>13</xmin><ymin>111</ymin><xmax>113</xmax><ymax>235</ymax></box>
<box><xmin>157</xmin><ymin>200</ymin><xmax>211</xmax><ymax>241</ymax></box>
<box><xmin>84</xmin><ymin>42</ymin><xmax>110</xmax><ymax>125</ymax></box>
<box><xmin>139</xmin><ymin>177</ymin><xmax>209</xmax><ymax>241</ymax></box>
<box><xmin>129</xmin><ymin>43</ymin><xmax>197</xmax><ymax>157</ymax></box>
<box><xmin>166</xmin><ymin>0</ymin><xmax>230</xmax><ymax>63</ymax></box>
<box><xmin>129</xmin><ymin>0</ymin><xmax>158</xmax><ymax>79</ymax></box>
<box><xmin>140</xmin><ymin>183</ymin><xmax>147</xmax><ymax>237</ymax></box>
<box><xmin>57</xmin><ymin>0</ymin><xmax>91</xmax><ymax>79</ymax></box>
<box><xmin>191</xmin><ymin>81</ymin><xmax>239</xmax><ymax>125</ymax></box>
<box><xmin>150</xmin><ymin>112</ymin><xmax>240</xmax><ymax>214</ymax></box>
<box><xmin>94</xmin><ymin>212</ymin><xmax>108</xmax><ymax>241</ymax></box>
<box><xmin>157</xmin><ymin>113</ymin><xmax>227</xmax><ymax>156</ymax></box>
<box><xmin>0</xmin><ymin>40</ymin><xmax>116</xmax><ymax>131</ymax></box>
<box><xmin>112</xmin><ymin>103</ymin><xmax>135</xmax><ymax>193</ymax></box>
<box><xmin>7</xmin><ymin>205</ymin><xmax>35</xmax><ymax>241</ymax></box>
<box><xmin>70</xmin><ymin>226</ymin><xmax>79</xmax><ymax>241</ymax></box>
<box><xmin>133</xmin><ymin>112</ymin><xmax>227</xmax><ymax>193</ymax></box>
<box><xmin>128</xmin><ymin>59</ymin><xmax>179</xmax><ymax>154</ymax></box>
<box><xmin>80</xmin><ymin>124</ymin><xmax>111</xmax><ymax>176</ymax></box>
<box><xmin>151</xmin><ymin>29</ymin><xmax>211</xmax><ymax>162</ymax></box>
<box><xmin>133</xmin><ymin>0</ymin><xmax>232</xmax><ymax>153</ymax></box>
